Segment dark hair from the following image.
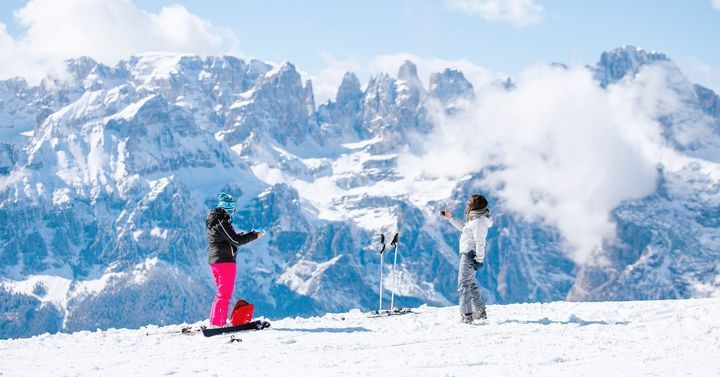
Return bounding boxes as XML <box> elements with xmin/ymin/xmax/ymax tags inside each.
<box><xmin>465</xmin><ymin>194</ymin><xmax>488</xmax><ymax>214</ymax></box>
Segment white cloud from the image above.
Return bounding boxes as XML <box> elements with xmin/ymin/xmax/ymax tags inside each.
<box><xmin>713</xmin><ymin>0</ymin><xmax>720</xmax><ymax>11</ymax></box>
<box><xmin>398</xmin><ymin>63</ymin><xmax>681</xmax><ymax>265</ymax></box>
<box><xmin>0</xmin><ymin>0</ymin><xmax>240</xmax><ymax>83</ymax></box>
<box><xmin>444</xmin><ymin>0</ymin><xmax>543</xmax><ymax>26</ymax></box>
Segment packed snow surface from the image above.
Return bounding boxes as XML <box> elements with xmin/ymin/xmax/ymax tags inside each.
<box><xmin>1</xmin><ymin>298</ymin><xmax>718</xmax><ymax>377</ymax></box>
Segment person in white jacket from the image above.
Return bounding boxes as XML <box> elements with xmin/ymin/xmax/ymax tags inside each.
<box><xmin>442</xmin><ymin>194</ymin><xmax>493</xmax><ymax>323</ymax></box>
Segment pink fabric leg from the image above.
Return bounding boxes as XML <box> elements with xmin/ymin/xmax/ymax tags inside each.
<box><xmin>209</xmin><ymin>262</ymin><xmax>236</xmax><ymax>326</ymax></box>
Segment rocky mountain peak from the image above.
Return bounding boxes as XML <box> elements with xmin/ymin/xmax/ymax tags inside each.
<box><xmin>398</xmin><ymin>60</ymin><xmax>419</xmax><ymax>82</ymax></box>
<box><xmin>594</xmin><ymin>45</ymin><xmax>670</xmax><ymax>86</ymax></box>
<box><xmin>429</xmin><ymin>69</ymin><xmax>474</xmax><ymax>102</ymax></box>
<box><xmin>63</xmin><ymin>56</ymin><xmax>99</xmax><ymax>82</ymax></box>
<box><xmin>304</xmin><ymin>79</ymin><xmax>316</xmax><ymax>115</ymax></box>
<box><xmin>336</xmin><ymin>72</ymin><xmax>362</xmax><ymax>103</ymax></box>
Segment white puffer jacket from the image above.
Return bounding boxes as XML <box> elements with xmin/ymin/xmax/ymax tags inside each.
<box><xmin>448</xmin><ymin>210</ymin><xmax>493</xmax><ymax>263</ymax></box>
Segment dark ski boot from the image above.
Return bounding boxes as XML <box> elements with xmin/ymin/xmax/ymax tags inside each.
<box><xmin>461</xmin><ymin>313</ymin><xmax>473</xmax><ymax>324</ymax></box>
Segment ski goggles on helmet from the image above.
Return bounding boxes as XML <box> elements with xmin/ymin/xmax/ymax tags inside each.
<box><xmin>217</xmin><ymin>192</ymin><xmax>237</xmax><ymax>214</ymax></box>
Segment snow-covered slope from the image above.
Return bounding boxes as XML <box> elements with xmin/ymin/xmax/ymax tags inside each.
<box><xmin>1</xmin><ymin>298</ymin><xmax>718</xmax><ymax>377</ymax></box>
<box><xmin>1</xmin><ymin>47</ymin><xmax>719</xmax><ymax>339</ymax></box>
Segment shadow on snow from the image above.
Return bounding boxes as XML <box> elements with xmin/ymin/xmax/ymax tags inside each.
<box><xmin>272</xmin><ymin>327</ymin><xmax>372</xmax><ymax>333</ymax></box>
<box><xmin>496</xmin><ymin>314</ymin><xmax>630</xmax><ymax>326</ymax></box>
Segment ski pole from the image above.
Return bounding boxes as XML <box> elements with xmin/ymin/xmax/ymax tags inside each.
<box><xmin>145</xmin><ymin>326</ymin><xmax>198</xmax><ymax>336</ymax></box>
<box><xmin>390</xmin><ymin>232</ymin><xmax>399</xmax><ymax>312</ymax></box>
<box><xmin>378</xmin><ymin>233</ymin><xmax>386</xmax><ymax>312</ymax></box>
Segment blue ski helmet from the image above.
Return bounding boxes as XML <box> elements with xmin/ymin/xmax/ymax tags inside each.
<box><xmin>217</xmin><ymin>192</ymin><xmax>237</xmax><ymax>215</ymax></box>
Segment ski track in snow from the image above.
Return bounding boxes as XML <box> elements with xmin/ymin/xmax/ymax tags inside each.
<box><xmin>1</xmin><ymin>299</ymin><xmax>719</xmax><ymax>377</ymax></box>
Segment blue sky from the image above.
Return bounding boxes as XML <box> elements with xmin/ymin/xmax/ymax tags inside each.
<box><xmin>136</xmin><ymin>0</ymin><xmax>720</xmax><ymax>76</ymax></box>
<box><xmin>1</xmin><ymin>0</ymin><xmax>719</xmax><ymax>93</ymax></box>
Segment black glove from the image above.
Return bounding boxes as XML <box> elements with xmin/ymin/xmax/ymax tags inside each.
<box><xmin>468</xmin><ymin>250</ymin><xmax>483</xmax><ymax>271</ymax></box>
<box><xmin>473</xmin><ymin>260</ymin><xmax>483</xmax><ymax>271</ymax></box>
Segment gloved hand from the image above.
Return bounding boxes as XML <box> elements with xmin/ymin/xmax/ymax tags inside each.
<box><xmin>252</xmin><ymin>229</ymin><xmax>265</xmax><ymax>239</ymax></box>
<box><xmin>468</xmin><ymin>250</ymin><xmax>483</xmax><ymax>271</ymax></box>
<box><xmin>473</xmin><ymin>259</ymin><xmax>483</xmax><ymax>271</ymax></box>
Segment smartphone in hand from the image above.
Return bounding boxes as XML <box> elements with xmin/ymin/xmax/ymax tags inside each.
<box><xmin>440</xmin><ymin>210</ymin><xmax>447</xmax><ymax>216</ymax></box>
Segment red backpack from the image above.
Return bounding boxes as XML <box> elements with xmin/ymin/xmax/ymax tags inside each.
<box><xmin>229</xmin><ymin>299</ymin><xmax>254</xmax><ymax>326</ymax></box>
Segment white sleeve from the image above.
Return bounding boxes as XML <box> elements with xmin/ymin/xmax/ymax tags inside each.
<box><xmin>448</xmin><ymin>216</ymin><xmax>465</xmax><ymax>231</ymax></box>
<box><xmin>472</xmin><ymin>219</ymin><xmax>489</xmax><ymax>262</ymax></box>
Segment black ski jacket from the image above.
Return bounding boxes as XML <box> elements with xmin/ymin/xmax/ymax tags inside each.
<box><xmin>206</xmin><ymin>208</ymin><xmax>258</xmax><ymax>264</ymax></box>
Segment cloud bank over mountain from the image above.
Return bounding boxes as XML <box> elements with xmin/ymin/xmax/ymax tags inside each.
<box><xmin>0</xmin><ymin>0</ymin><xmax>239</xmax><ymax>83</ymax></box>
<box><xmin>399</xmin><ymin>63</ymin><xmax>676</xmax><ymax>264</ymax></box>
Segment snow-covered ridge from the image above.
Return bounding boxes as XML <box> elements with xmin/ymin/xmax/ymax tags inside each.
<box><xmin>1</xmin><ymin>46</ymin><xmax>719</xmax><ymax>340</ymax></box>
<box><xmin>1</xmin><ymin>299</ymin><xmax>718</xmax><ymax>377</ymax></box>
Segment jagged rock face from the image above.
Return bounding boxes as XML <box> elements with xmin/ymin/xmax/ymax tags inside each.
<box><xmin>222</xmin><ymin>62</ymin><xmax>318</xmax><ymax>146</ymax></box>
<box><xmin>0</xmin><ymin>142</ymin><xmax>18</xmax><ymax>175</ymax></box>
<box><xmin>396</xmin><ymin>60</ymin><xmax>424</xmax><ymax>110</ymax></box>
<box><xmin>429</xmin><ymin>69</ymin><xmax>474</xmax><ymax>103</ymax></box>
<box><xmin>0</xmin><ymin>78</ymin><xmax>37</xmax><ymax>145</ymax></box>
<box><xmin>0</xmin><ymin>48</ymin><xmax>719</xmax><ymax>340</ymax></box>
<box><xmin>363</xmin><ymin>73</ymin><xmax>398</xmax><ymax>133</ymax></box>
<box><xmin>337</xmin><ymin>72</ymin><xmax>364</xmax><ymax>104</ymax></box>
<box><xmin>127</xmin><ymin>56</ymin><xmax>271</xmax><ymax>132</ymax></box>
<box><xmin>363</xmin><ymin>61</ymin><xmax>427</xmax><ymax>137</ymax></box>
<box><xmin>694</xmin><ymin>84</ymin><xmax>720</xmax><ymax>120</ymax></box>
<box><xmin>317</xmin><ymin>72</ymin><xmax>364</xmax><ymax>139</ymax></box>
<box><xmin>593</xmin><ymin>45</ymin><xmax>669</xmax><ymax>86</ymax></box>
<box><xmin>569</xmin><ymin>163</ymin><xmax>720</xmax><ymax>301</ymax></box>
<box><xmin>317</xmin><ymin>62</ymin><xmax>436</xmax><ymax>150</ymax></box>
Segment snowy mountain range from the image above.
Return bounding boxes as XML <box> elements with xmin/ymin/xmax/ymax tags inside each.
<box><xmin>1</xmin><ymin>46</ymin><xmax>719</xmax><ymax>339</ymax></box>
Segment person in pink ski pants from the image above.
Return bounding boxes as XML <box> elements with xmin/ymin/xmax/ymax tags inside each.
<box><xmin>205</xmin><ymin>193</ymin><xmax>264</xmax><ymax>327</ymax></box>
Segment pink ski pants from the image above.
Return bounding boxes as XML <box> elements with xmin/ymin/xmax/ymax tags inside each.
<box><xmin>209</xmin><ymin>262</ymin><xmax>236</xmax><ymax>326</ymax></box>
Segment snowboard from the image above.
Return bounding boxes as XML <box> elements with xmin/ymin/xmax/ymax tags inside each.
<box><xmin>201</xmin><ymin>320</ymin><xmax>271</xmax><ymax>337</ymax></box>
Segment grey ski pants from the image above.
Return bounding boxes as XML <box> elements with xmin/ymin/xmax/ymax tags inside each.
<box><xmin>458</xmin><ymin>251</ymin><xmax>485</xmax><ymax>315</ymax></box>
